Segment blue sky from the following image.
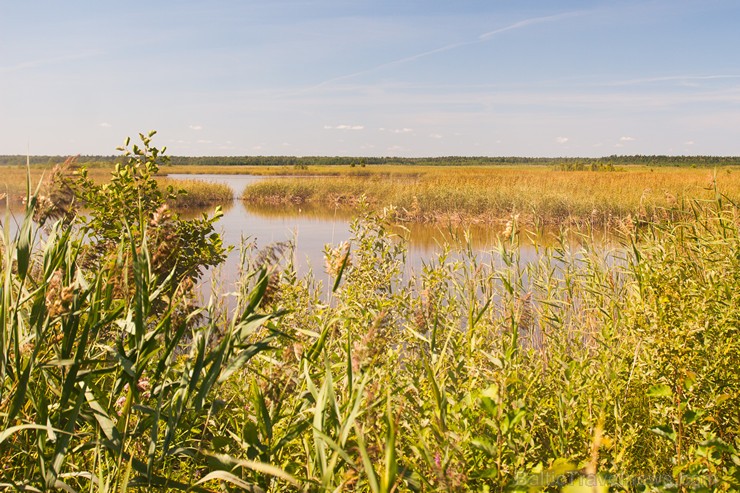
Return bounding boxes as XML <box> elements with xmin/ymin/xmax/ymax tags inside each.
<box><xmin>1</xmin><ymin>0</ymin><xmax>739</xmax><ymax>157</ymax></box>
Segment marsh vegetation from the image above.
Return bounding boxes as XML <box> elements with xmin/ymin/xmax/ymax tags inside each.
<box><xmin>1</xmin><ymin>135</ymin><xmax>739</xmax><ymax>491</ymax></box>
<box><xmin>239</xmin><ymin>166</ymin><xmax>740</xmax><ymax>227</ymax></box>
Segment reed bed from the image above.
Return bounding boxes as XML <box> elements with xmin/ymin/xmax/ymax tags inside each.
<box><xmin>165</xmin><ymin>164</ymin><xmax>427</xmax><ymax>177</ymax></box>
<box><xmin>2</xmin><ymin>137</ymin><xmax>739</xmax><ymax>491</ymax></box>
<box><xmin>157</xmin><ymin>177</ymin><xmax>233</xmax><ymax>206</ymax></box>
<box><xmin>2</xmin><ymin>185</ymin><xmax>739</xmax><ymax>491</ymax></box>
<box><xmin>0</xmin><ymin>165</ymin><xmax>233</xmax><ymax>208</ymax></box>
<box><xmin>242</xmin><ymin>167</ymin><xmax>740</xmax><ymax>226</ymax></box>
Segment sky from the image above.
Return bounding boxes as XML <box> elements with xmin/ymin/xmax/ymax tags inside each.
<box><xmin>1</xmin><ymin>0</ymin><xmax>740</xmax><ymax>157</ymax></box>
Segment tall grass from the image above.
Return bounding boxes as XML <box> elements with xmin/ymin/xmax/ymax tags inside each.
<box><xmin>0</xmin><ymin>185</ymin><xmax>294</xmax><ymax>491</ymax></box>
<box><xmin>158</xmin><ymin>178</ymin><xmax>233</xmax><ymax>206</ymax></box>
<box><xmin>2</xmin><ymin>173</ymin><xmax>739</xmax><ymax>490</ymax></box>
<box><xmin>242</xmin><ymin>167</ymin><xmax>740</xmax><ymax>226</ymax></box>
<box><xmin>0</xmin><ymin>165</ymin><xmax>233</xmax><ymax>208</ymax></box>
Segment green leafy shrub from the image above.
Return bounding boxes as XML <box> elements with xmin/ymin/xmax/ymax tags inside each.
<box><xmin>0</xmin><ymin>137</ymin><xmax>294</xmax><ymax>491</ymax></box>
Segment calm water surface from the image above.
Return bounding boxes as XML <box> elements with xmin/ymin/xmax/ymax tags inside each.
<box><xmin>5</xmin><ymin>173</ymin><xmax>602</xmax><ymax>300</ymax></box>
<box><xmin>166</xmin><ymin>174</ymin><xmax>606</xmax><ymax>300</ymax></box>
<box><xmin>169</xmin><ymin>173</ymin><xmax>510</xmax><ymax>252</ymax></box>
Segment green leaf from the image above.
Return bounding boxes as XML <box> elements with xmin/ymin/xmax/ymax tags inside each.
<box><xmin>191</xmin><ymin>470</ymin><xmax>263</xmax><ymax>492</ymax></box>
<box><xmin>646</xmin><ymin>384</ymin><xmax>673</xmax><ymax>398</ymax></box>
<box><xmin>682</xmin><ymin>408</ymin><xmax>699</xmax><ymax>425</ymax></box>
<box><xmin>700</xmin><ymin>438</ymin><xmax>735</xmax><ymax>453</ymax></box>
<box><xmin>0</xmin><ymin>424</ymin><xmax>68</xmax><ymax>445</ymax></box>
<box><xmin>356</xmin><ymin>425</ymin><xmax>380</xmax><ymax>493</ymax></box>
<box><xmin>332</xmin><ymin>244</ymin><xmax>351</xmax><ymax>293</ymax></box>
<box><xmin>548</xmin><ymin>458</ymin><xmax>578</xmax><ymax>477</ymax></box>
<box><xmin>651</xmin><ymin>424</ymin><xmax>677</xmax><ymax>442</ymax></box>
<box><xmin>197</xmin><ymin>451</ymin><xmax>300</xmax><ymax>488</ymax></box>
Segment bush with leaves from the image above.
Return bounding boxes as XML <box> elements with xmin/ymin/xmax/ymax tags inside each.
<box><xmin>0</xmin><ymin>141</ymin><xmax>294</xmax><ymax>492</ymax></box>
<box><xmin>66</xmin><ymin>131</ymin><xmax>226</xmax><ymax>302</ymax></box>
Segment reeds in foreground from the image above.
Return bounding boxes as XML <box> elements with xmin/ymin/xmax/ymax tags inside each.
<box><xmin>2</xmin><ymin>136</ymin><xmax>739</xmax><ymax>492</ymax></box>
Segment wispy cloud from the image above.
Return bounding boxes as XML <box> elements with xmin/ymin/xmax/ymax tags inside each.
<box><xmin>608</xmin><ymin>74</ymin><xmax>740</xmax><ymax>87</ymax></box>
<box><xmin>189</xmin><ymin>125</ymin><xmax>203</xmax><ymax>130</ymax></box>
<box><xmin>620</xmin><ymin>136</ymin><xmax>636</xmax><ymax>142</ymax></box>
<box><xmin>324</xmin><ymin>124</ymin><xmax>364</xmax><ymax>130</ymax></box>
<box><xmin>312</xmin><ymin>10</ymin><xmax>584</xmax><ymax>88</ymax></box>
<box><xmin>382</xmin><ymin>127</ymin><xmax>414</xmax><ymax>134</ymax></box>
<box><xmin>99</xmin><ymin>122</ymin><xmax>112</xmax><ymax>128</ymax></box>
<box><xmin>478</xmin><ymin>11</ymin><xmax>584</xmax><ymax>40</ymax></box>
<box><xmin>0</xmin><ymin>50</ymin><xmax>102</xmax><ymax>74</ymax></box>
<box><xmin>556</xmin><ymin>136</ymin><xmax>569</xmax><ymax>144</ymax></box>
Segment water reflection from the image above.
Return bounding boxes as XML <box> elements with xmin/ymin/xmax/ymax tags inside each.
<box><xmin>5</xmin><ymin>173</ymin><xmax>614</xmax><ymax>302</ymax></box>
<box><xmin>166</xmin><ymin>174</ymin><xmax>576</xmax><ymax>303</ymax></box>
<box><xmin>167</xmin><ymin>173</ymin><xmax>514</xmax><ymax>254</ymax></box>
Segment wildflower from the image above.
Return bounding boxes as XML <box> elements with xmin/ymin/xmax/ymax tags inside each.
<box><xmin>137</xmin><ymin>378</ymin><xmax>151</xmax><ymax>399</ymax></box>
<box><xmin>324</xmin><ymin>241</ymin><xmax>351</xmax><ymax>277</ymax></box>
<box><xmin>45</xmin><ymin>269</ymin><xmax>75</xmax><ymax>317</ymax></box>
<box><xmin>33</xmin><ymin>157</ymin><xmax>77</xmax><ymax>224</ymax></box>
<box><xmin>115</xmin><ymin>393</ymin><xmax>127</xmax><ymax>415</ymax></box>
<box><xmin>503</xmin><ymin>213</ymin><xmax>520</xmax><ymax>237</ymax></box>
<box><xmin>149</xmin><ymin>203</ymin><xmax>171</xmax><ymax>228</ymax></box>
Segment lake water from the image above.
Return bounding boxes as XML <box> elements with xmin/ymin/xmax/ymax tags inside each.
<box><xmin>166</xmin><ymin>173</ymin><xmax>544</xmax><ymax>293</ymax></box>
<box><xmin>4</xmin><ymin>172</ymin><xmax>602</xmax><ymax>300</ymax></box>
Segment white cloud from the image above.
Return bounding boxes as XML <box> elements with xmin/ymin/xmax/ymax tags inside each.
<box><xmin>479</xmin><ymin>12</ymin><xmax>584</xmax><ymax>40</ymax></box>
<box><xmin>620</xmin><ymin>136</ymin><xmax>636</xmax><ymax>142</ymax></box>
<box><xmin>608</xmin><ymin>74</ymin><xmax>740</xmax><ymax>87</ymax></box>
<box><xmin>189</xmin><ymin>125</ymin><xmax>203</xmax><ymax>130</ymax></box>
<box><xmin>99</xmin><ymin>122</ymin><xmax>111</xmax><ymax>128</ymax></box>
<box><xmin>555</xmin><ymin>136</ymin><xmax>569</xmax><ymax>144</ymax></box>
<box><xmin>380</xmin><ymin>127</ymin><xmax>414</xmax><ymax>134</ymax></box>
<box><xmin>196</xmin><ymin>139</ymin><xmax>212</xmax><ymax>144</ymax></box>
<box><xmin>684</xmin><ymin>140</ymin><xmax>695</xmax><ymax>145</ymax></box>
<box><xmin>324</xmin><ymin>124</ymin><xmax>364</xmax><ymax>130</ymax></box>
<box><xmin>311</xmin><ymin>11</ymin><xmax>583</xmax><ymax>88</ymax></box>
<box><xmin>429</xmin><ymin>133</ymin><xmax>443</xmax><ymax>139</ymax></box>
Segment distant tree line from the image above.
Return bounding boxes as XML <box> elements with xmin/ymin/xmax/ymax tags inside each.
<box><xmin>2</xmin><ymin>154</ymin><xmax>740</xmax><ymax>167</ymax></box>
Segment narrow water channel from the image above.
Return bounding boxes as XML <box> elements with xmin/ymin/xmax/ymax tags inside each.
<box><xmin>167</xmin><ymin>173</ymin><xmax>580</xmax><ymax>301</ymax></box>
